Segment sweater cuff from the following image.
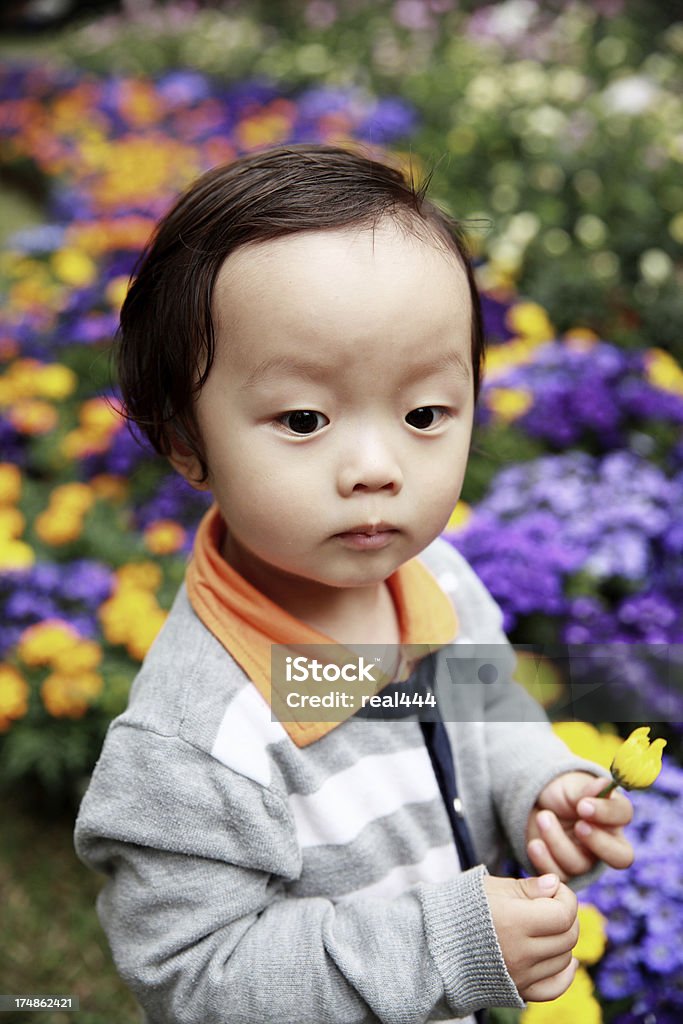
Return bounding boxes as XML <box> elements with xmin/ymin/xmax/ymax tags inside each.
<box><xmin>418</xmin><ymin>865</ymin><xmax>524</xmax><ymax>1017</ymax></box>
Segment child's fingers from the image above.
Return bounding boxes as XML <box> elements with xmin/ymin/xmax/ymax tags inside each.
<box><xmin>523</xmin><ymin>947</ymin><xmax>576</xmax><ymax>989</ymax></box>
<box><xmin>573</xmin><ymin>821</ymin><xmax>635</xmax><ymax>869</ymax></box>
<box><xmin>524</xmin><ymin>879</ymin><xmax>578</xmax><ymax>939</ymax></box>
<box><xmin>527</xmin><ymin>837</ymin><xmax>567</xmax><ymax>881</ymax></box>
<box><xmin>532</xmin><ymin>810</ymin><xmax>595</xmax><ymax>876</ymax></box>
<box><xmin>521</xmin><ymin>957</ymin><xmax>579</xmax><ymax>1003</ymax></box>
<box><xmin>577</xmin><ymin>791</ymin><xmax>633</xmax><ymax>828</ymax></box>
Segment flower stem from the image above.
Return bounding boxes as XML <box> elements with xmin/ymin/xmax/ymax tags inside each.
<box><xmin>597</xmin><ymin>780</ymin><xmax>618</xmax><ymax>798</ymax></box>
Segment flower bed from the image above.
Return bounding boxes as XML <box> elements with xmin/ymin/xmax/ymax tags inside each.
<box><xmin>0</xmin><ymin>61</ymin><xmax>417</xmax><ymax>795</ymax></box>
<box><xmin>0</xmin><ymin>37</ymin><xmax>681</xmax><ymax>1024</ymax></box>
<box><xmin>49</xmin><ymin>0</ymin><xmax>683</xmax><ymax>355</ymax></box>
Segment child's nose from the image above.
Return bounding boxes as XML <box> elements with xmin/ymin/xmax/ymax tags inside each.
<box><xmin>336</xmin><ymin>432</ymin><xmax>403</xmax><ymax>497</ymax></box>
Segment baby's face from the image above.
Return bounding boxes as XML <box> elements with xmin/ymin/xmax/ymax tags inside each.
<box><xmin>184</xmin><ymin>220</ymin><xmax>474</xmax><ymax>602</ymax></box>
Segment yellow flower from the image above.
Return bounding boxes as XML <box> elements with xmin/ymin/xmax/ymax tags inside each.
<box><xmin>51</xmin><ymin>482</ymin><xmax>96</xmax><ymax>514</ymax></box>
<box><xmin>444</xmin><ymin>501</ymin><xmax>472</xmax><ymax>533</ymax></box>
<box><xmin>236</xmin><ymin>102</ymin><xmax>297</xmax><ymax>151</ymax></box>
<box><xmin>506</xmin><ymin>301</ymin><xmax>555</xmax><ymax>342</ymax></box>
<box><xmin>79</xmin><ymin>396</ymin><xmax>123</xmax><ymax>432</ymax></box>
<box><xmin>609</xmin><ymin>726</ymin><xmax>666</xmax><ymax>790</ymax></box>
<box><xmin>552</xmin><ymin>721</ymin><xmax>621</xmax><ymax>772</ymax></box>
<box><xmin>522</xmin><ymin>965</ymin><xmax>601</xmax><ymax>1024</ymax></box>
<box><xmin>51</xmin><ymin>248</ymin><xmax>98</xmax><ymax>288</ymax></box>
<box><xmin>61</xmin><ymin>427</ymin><xmax>110</xmax><ymax>459</ymax></box>
<box><xmin>52</xmin><ymin>639</ymin><xmax>103</xmax><ymax>674</ymax></box>
<box><xmin>41</xmin><ymin>670</ymin><xmax>103</xmax><ymax>718</ymax></box>
<box><xmin>645</xmin><ymin>348</ymin><xmax>683</xmax><ymax>397</ymax></box>
<box><xmin>35</xmin><ymin>508</ymin><xmax>84</xmax><ymax>546</ymax></box>
<box><xmin>0</xmin><ymin>537</ymin><xmax>34</xmax><ymax>570</ymax></box>
<box><xmin>115</xmin><ymin>561</ymin><xmax>163</xmax><ymax>592</ymax></box>
<box><xmin>485</xmin><ymin>386</ymin><xmax>533</xmax><ymax>421</ymax></box>
<box><xmin>18</xmin><ymin>620</ymin><xmax>80</xmax><ymax>667</ymax></box>
<box><xmin>126</xmin><ymin>610</ymin><xmax>168</xmax><ymax>661</ymax></box>
<box><xmin>0</xmin><ymin>507</ymin><xmax>24</xmax><ymax>540</ymax></box>
<box><xmin>144</xmin><ymin>520</ymin><xmax>187</xmax><ymax>555</ymax></box>
<box><xmin>0</xmin><ymin>463</ymin><xmax>22</xmax><ymax>504</ymax></box>
<box><xmin>0</xmin><ymin>663</ymin><xmax>30</xmax><ymax>732</ymax></box>
<box><xmin>574</xmin><ymin>904</ymin><xmax>607</xmax><ymax>965</ymax></box>
<box><xmin>67</xmin><ymin>214</ymin><xmax>155</xmax><ymax>255</ymax></box>
<box><xmin>35</xmin><ymin>363</ymin><xmax>78</xmax><ymax>401</ymax></box>
<box><xmin>481</xmin><ymin>337</ymin><xmax>539</xmax><ymax>380</ymax></box>
<box><xmin>104</xmin><ymin>275</ymin><xmax>130</xmax><ymax>312</ymax></box>
<box><xmin>99</xmin><ymin>588</ymin><xmax>160</xmax><ymax>646</ymax></box>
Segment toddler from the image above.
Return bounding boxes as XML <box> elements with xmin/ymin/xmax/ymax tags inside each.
<box><xmin>75</xmin><ymin>145</ymin><xmax>633</xmax><ymax>1024</ymax></box>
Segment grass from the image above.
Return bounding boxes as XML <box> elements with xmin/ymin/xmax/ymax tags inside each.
<box><xmin>1</xmin><ymin>790</ymin><xmax>141</xmax><ymax>1024</ymax></box>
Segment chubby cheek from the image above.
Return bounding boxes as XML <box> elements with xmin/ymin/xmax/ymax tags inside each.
<box><xmin>211</xmin><ymin>447</ymin><xmax>313</xmax><ymax>551</ymax></box>
<box><xmin>416</xmin><ymin>449</ymin><xmax>469</xmax><ymax>522</ymax></box>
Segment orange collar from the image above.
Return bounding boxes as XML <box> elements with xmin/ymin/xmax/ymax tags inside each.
<box><xmin>186</xmin><ymin>505</ymin><xmax>457</xmax><ymax>747</ymax></box>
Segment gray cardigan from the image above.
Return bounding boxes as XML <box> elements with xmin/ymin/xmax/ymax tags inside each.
<box><xmin>74</xmin><ymin>538</ymin><xmax>607</xmax><ymax>1024</ymax></box>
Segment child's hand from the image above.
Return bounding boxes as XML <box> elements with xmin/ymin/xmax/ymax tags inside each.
<box><xmin>482</xmin><ymin>872</ymin><xmax>579</xmax><ymax>1001</ymax></box>
<box><xmin>527</xmin><ymin>771</ymin><xmax>634</xmax><ymax>881</ymax></box>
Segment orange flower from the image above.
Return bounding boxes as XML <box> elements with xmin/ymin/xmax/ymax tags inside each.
<box><xmin>0</xmin><ymin>663</ymin><xmax>30</xmax><ymax>731</ymax></box>
<box><xmin>8</xmin><ymin>399</ymin><xmax>59</xmax><ymax>435</ymax></box>
<box><xmin>52</xmin><ymin>639</ymin><xmax>103</xmax><ymax>674</ymax></box>
<box><xmin>18</xmin><ymin>619</ymin><xmax>80</xmax><ymax>667</ymax></box>
<box><xmin>41</xmin><ymin>670</ymin><xmax>103</xmax><ymax>718</ymax></box>
<box><xmin>144</xmin><ymin>520</ymin><xmax>187</xmax><ymax>555</ymax></box>
<box><xmin>89</xmin><ymin>474</ymin><xmax>129</xmax><ymax>502</ymax></box>
<box><xmin>0</xmin><ymin>507</ymin><xmax>26</xmax><ymax>539</ymax></box>
<box><xmin>0</xmin><ymin>463</ymin><xmax>22</xmax><ymax>504</ymax></box>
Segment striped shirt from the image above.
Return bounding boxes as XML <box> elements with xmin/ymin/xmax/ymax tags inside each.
<box><xmin>74</xmin><ymin>537</ymin><xmax>607</xmax><ymax>1023</ymax></box>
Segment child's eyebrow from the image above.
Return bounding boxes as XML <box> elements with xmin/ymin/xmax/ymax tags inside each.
<box><xmin>240</xmin><ymin>355</ymin><xmax>331</xmax><ymax>390</ymax></box>
<box><xmin>410</xmin><ymin>349</ymin><xmax>472</xmax><ymax>385</ymax></box>
<box><xmin>241</xmin><ymin>349</ymin><xmax>472</xmax><ymax>390</ymax></box>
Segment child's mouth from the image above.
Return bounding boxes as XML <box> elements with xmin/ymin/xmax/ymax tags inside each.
<box><xmin>334</xmin><ymin>524</ymin><xmax>399</xmax><ymax>550</ymax></box>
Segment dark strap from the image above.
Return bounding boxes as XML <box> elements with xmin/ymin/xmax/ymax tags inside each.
<box><xmin>420</xmin><ymin>718</ymin><xmax>478</xmax><ymax>871</ymax></box>
<box><xmin>417</xmin><ymin>656</ymin><xmax>488</xmax><ymax>1024</ymax></box>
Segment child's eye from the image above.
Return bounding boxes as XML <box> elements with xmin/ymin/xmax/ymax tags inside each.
<box><xmin>405</xmin><ymin>406</ymin><xmax>448</xmax><ymax>430</ymax></box>
<box><xmin>278</xmin><ymin>410</ymin><xmax>329</xmax><ymax>435</ymax></box>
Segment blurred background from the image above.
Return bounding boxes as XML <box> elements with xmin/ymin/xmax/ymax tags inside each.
<box><xmin>1</xmin><ymin>2</ymin><xmax>682</xmax><ymax>1022</ymax></box>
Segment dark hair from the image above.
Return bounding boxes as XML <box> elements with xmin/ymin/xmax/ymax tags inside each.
<box><xmin>118</xmin><ymin>144</ymin><xmax>485</xmax><ymax>482</ymax></box>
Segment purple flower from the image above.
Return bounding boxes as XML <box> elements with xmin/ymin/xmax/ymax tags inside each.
<box><xmin>596</xmin><ymin>946</ymin><xmax>644</xmax><ymax>999</ymax></box>
<box><xmin>482</xmin><ymin>341</ymin><xmax>683</xmax><ymax>464</ymax></box>
<box><xmin>451</xmin><ymin>451</ymin><xmax>683</xmax><ymax>653</ymax></box>
<box><xmin>605</xmin><ymin>906</ymin><xmax>638</xmax><ymax>944</ymax></box>
<box><xmin>57</xmin><ymin>561</ymin><xmax>114</xmax><ymax>604</ymax></box>
<box><xmin>584</xmin><ymin>763</ymin><xmax>683</xmax><ymax>1017</ymax></box>
<box><xmin>641</xmin><ymin>934</ymin><xmax>683</xmax><ymax>974</ymax></box>
<box><xmin>480</xmin><ymin>292</ymin><xmax>515</xmax><ymax>342</ymax></box>
<box><xmin>359</xmin><ymin>96</ymin><xmax>418</xmax><ymax>142</ymax></box>
<box><xmin>156</xmin><ymin>70</ymin><xmax>211</xmax><ymax>107</ymax></box>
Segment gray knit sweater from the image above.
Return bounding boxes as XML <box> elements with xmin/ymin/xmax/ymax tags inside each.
<box><xmin>74</xmin><ymin>538</ymin><xmax>608</xmax><ymax>1024</ymax></box>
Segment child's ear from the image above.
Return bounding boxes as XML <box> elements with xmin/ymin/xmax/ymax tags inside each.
<box><xmin>168</xmin><ymin>441</ymin><xmax>211</xmax><ymax>492</ymax></box>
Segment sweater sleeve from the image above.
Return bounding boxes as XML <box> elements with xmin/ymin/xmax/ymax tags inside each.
<box><xmin>74</xmin><ymin>722</ymin><xmax>522</xmax><ymax>1024</ymax></box>
<box><xmin>423</xmin><ymin>538</ymin><xmax>611</xmax><ymax>885</ymax></box>
<box><xmin>455</xmin><ymin>560</ymin><xmax>611</xmax><ymax>883</ymax></box>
